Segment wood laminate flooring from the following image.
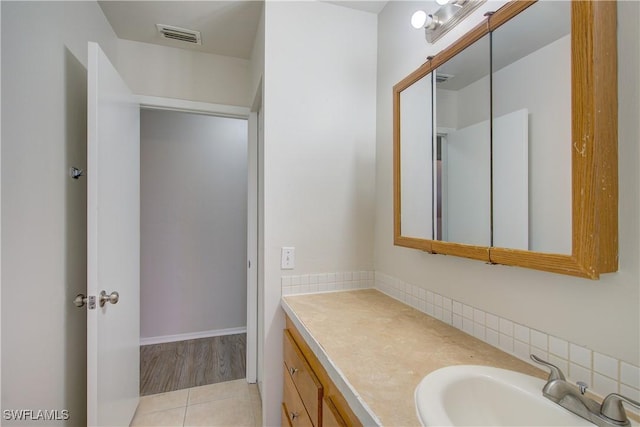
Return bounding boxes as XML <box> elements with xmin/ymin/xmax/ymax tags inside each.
<box><xmin>140</xmin><ymin>333</ymin><xmax>246</xmax><ymax>396</ymax></box>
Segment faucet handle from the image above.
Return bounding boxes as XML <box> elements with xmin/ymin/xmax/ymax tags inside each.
<box><xmin>530</xmin><ymin>354</ymin><xmax>566</xmax><ymax>381</ymax></box>
<box><xmin>600</xmin><ymin>393</ymin><xmax>640</xmax><ymax>424</ymax></box>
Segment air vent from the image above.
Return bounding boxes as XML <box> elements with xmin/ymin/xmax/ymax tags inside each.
<box><xmin>436</xmin><ymin>73</ymin><xmax>454</xmax><ymax>83</ymax></box>
<box><xmin>156</xmin><ymin>24</ymin><xmax>202</xmax><ymax>45</ymax></box>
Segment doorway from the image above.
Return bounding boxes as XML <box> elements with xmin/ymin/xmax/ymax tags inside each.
<box><xmin>135</xmin><ymin>96</ymin><xmax>257</xmax><ymax>395</ymax></box>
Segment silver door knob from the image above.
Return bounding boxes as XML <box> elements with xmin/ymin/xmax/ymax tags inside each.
<box><xmin>74</xmin><ymin>294</ymin><xmax>88</xmax><ymax>308</ymax></box>
<box><xmin>74</xmin><ymin>293</ymin><xmax>97</xmax><ymax>309</ymax></box>
<box><xmin>99</xmin><ymin>290</ymin><xmax>119</xmax><ymax>307</ymax></box>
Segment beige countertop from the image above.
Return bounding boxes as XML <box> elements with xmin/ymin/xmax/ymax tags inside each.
<box><xmin>281</xmin><ymin>289</ymin><xmax>547</xmax><ymax>427</ymax></box>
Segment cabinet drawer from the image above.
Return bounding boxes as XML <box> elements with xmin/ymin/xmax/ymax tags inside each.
<box><xmin>322</xmin><ymin>397</ymin><xmax>347</xmax><ymax>427</ymax></box>
<box><xmin>282</xmin><ymin>403</ymin><xmax>293</xmax><ymax>427</ymax></box>
<box><xmin>284</xmin><ymin>330</ymin><xmax>322</xmax><ymax>425</ymax></box>
<box><xmin>283</xmin><ymin>365</ymin><xmax>314</xmax><ymax>427</ymax></box>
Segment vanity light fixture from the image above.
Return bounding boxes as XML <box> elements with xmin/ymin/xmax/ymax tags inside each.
<box><xmin>412</xmin><ymin>0</ymin><xmax>486</xmax><ymax>43</ymax></box>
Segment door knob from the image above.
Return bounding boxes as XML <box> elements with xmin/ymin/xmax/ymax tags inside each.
<box><xmin>74</xmin><ymin>294</ymin><xmax>88</xmax><ymax>308</ymax></box>
<box><xmin>99</xmin><ymin>290</ymin><xmax>119</xmax><ymax>307</ymax></box>
<box><xmin>73</xmin><ymin>293</ymin><xmax>96</xmax><ymax>309</ymax></box>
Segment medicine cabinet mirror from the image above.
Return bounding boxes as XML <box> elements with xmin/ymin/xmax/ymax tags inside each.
<box><xmin>393</xmin><ymin>0</ymin><xmax>618</xmax><ymax>279</ymax></box>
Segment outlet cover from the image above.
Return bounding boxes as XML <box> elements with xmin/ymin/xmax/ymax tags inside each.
<box><xmin>281</xmin><ymin>247</ymin><xmax>295</xmax><ymax>269</ymax></box>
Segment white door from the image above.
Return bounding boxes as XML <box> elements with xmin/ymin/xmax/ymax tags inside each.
<box><xmin>87</xmin><ymin>41</ymin><xmax>140</xmax><ymax>426</ymax></box>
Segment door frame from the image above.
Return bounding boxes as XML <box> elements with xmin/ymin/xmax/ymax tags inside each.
<box><xmin>136</xmin><ymin>95</ymin><xmax>257</xmax><ymax>383</ymax></box>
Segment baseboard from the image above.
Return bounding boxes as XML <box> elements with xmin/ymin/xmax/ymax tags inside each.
<box><xmin>140</xmin><ymin>326</ymin><xmax>247</xmax><ymax>346</ymax></box>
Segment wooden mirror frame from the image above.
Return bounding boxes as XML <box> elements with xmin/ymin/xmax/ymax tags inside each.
<box><xmin>393</xmin><ymin>0</ymin><xmax>618</xmax><ymax>279</ymax></box>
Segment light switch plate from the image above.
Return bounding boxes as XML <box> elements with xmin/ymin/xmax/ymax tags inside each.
<box><xmin>281</xmin><ymin>247</ymin><xmax>295</xmax><ymax>269</ymax></box>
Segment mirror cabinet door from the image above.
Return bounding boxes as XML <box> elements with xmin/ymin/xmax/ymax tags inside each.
<box><xmin>398</xmin><ymin>72</ymin><xmax>434</xmax><ymax>241</ymax></box>
<box><xmin>394</xmin><ymin>0</ymin><xmax>617</xmax><ymax>278</ymax></box>
<box><xmin>491</xmin><ymin>1</ymin><xmax>572</xmax><ymax>253</ymax></box>
<box><xmin>435</xmin><ymin>34</ymin><xmax>491</xmax><ymax>246</ymax></box>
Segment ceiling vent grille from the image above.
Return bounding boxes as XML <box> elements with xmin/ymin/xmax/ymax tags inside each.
<box><xmin>156</xmin><ymin>24</ymin><xmax>202</xmax><ymax>45</ymax></box>
<box><xmin>436</xmin><ymin>73</ymin><xmax>454</xmax><ymax>83</ymax></box>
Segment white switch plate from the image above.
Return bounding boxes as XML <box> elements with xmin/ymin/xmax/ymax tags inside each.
<box><xmin>281</xmin><ymin>247</ymin><xmax>295</xmax><ymax>269</ymax></box>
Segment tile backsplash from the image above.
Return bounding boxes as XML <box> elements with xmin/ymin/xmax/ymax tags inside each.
<box><xmin>281</xmin><ymin>270</ymin><xmax>374</xmax><ymax>296</ymax></box>
<box><xmin>280</xmin><ymin>270</ymin><xmax>640</xmax><ymax>409</ymax></box>
<box><xmin>373</xmin><ymin>272</ymin><xmax>640</xmax><ymax>408</ymax></box>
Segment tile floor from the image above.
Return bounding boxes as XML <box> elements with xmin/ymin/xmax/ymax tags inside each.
<box><xmin>130</xmin><ymin>379</ymin><xmax>262</xmax><ymax>427</ymax></box>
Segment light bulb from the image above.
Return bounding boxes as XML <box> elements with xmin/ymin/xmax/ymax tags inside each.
<box><xmin>411</xmin><ymin>10</ymin><xmax>428</xmax><ymax>29</ymax></box>
<box><xmin>436</xmin><ymin>0</ymin><xmax>450</xmax><ymax>5</ymax></box>
<box><xmin>424</xmin><ymin>15</ymin><xmax>438</xmax><ymax>30</ymax></box>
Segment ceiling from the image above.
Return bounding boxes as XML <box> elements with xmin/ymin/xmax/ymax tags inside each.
<box><xmin>437</xmin><ymin>0</ymin><xmax>571</xmax><ymax>91</ymax></box>
<box><xmin>98</xmin><ymin>1</ymin><xmax>388</xmax><ymax>60</ymax></box>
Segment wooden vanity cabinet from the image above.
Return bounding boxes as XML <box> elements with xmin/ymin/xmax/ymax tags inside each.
<box><xmin>283</xmin><ymin>316</ymin><xmax>361</xmax><ymax>427</ymax></box>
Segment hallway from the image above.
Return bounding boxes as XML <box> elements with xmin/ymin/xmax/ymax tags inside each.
<box><xmin>140</xmin><ymin>334</ymin><xmax>246</xmax><ymax>396</ymax></box>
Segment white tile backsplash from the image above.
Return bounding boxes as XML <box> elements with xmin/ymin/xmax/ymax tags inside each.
<box><xmin>593</xmin><ymin>352</ymin><xmax>618</xmax><ymax>378</ymax></box>
<box><xmin>499</xmin><ymin>333</ymin><xmax>514</xmax><ymax>353</ymax></box>
<box><xmin>530</xmin><ymin>329</ymin><xmax>548</xmax><ymax>351</ymax></box>
<box><xmin>442</xmin><ymin>309</ymin><xmax>452</xmax><ymax>325</ymax></box>
<box><xmin>486</xmin><ymin>313</ymin><xmax>500</xmax><ymax>331</ymax></box>
<box><xmin>593</xmin><ymin>373</ymin><xmax>619</xmax><ymax>396</ymax></box>
<box><xmin>453</xmin><ymin>313</ymin><xmax>463</xmax><ymax>329</ymax></box>
<box><xmin>368</xmin><ymin>272</ymin><xmax>640</xmax><ymax>403</ymax></box>
<box><xmin>473</xmin><ymin>308</ymin><xmax>486</xmax><ymax>324</ymax></box>
<box><xmin>282</xmin><ymin>271</ymin><xmax>640</xmax><ymax>406</ymax></box>
<box><xmin>462</xmin><ymin>317</ymin><xmax>474</xmax><ymax>335</ymax></box>
<box><xmin>281</xmin><ymin>270</ymin><xmax>374</xmax><ymax>296</ymax></box>
<box><xmin>452</xmin><ymin>300</ymin><xmax>462</xmax><ymax>315</ymax></box>
<box><xmin>426</xmin><ymin>303</ymin><xmax>434</xmax><ymax>316</ymax></box>
<box><xmin>620</xmin><ymin>384</ymin><xmax>640</xmax><ymax>402</ymax></box>
<box><xmin>549</xmin><ymin>336</ymin><xmax>569</xmax><ymax>359</ymax></box>
<box><xmin>486</xmin><ymin>328</ymin><xmax>500</xmax><ymax>347</ymax></box>
<box><xmin>499</xmin><ymin>318</ymin><xmax>514</xmax><ymax>336</ymax></box>
<box><xmin>514</xmin><ymin>339</ymin><xmax>530</xmax><ymax>361</ymax></box>
<box><xmin>570</xmin><ymin>343</ymin><xmax>592</xmax><ymax>368</ymax></box>
<box><xmin>621</xmin><ymin>362</ymin><xmax>640</xmax><ymax>389</ymax></box>
<box><xmin>463</xmin><ymin>304</ymin><xmax>474</xmax><ymax>320</ymax></box>
<box><xmin>570</xmin><ymin>362</ymin><xmax>592</xmax><ymax>384</ymax></box>
<box><xmin>514</xmin><ymin>324</ymin><xmax>530</xmax><ymax>343</ymax></box>
<box><xmin>473</xmin><ymin>323</ymin><xmax>486</xmax><ymax>341</ymax></box>
<box><xmin>548</xmin><ymin>354</ymin><xmax>570</xmax><ymax>378</ymax></box>
<box><xmin>532</xmin><ymin>349</ymin><xmax>549</xmax><ymax>363</ymax></box>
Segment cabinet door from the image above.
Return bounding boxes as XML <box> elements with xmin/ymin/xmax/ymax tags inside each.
<box><xmin>322</xmin><ymin>397</ymin><xmax>347</xmax><ymax>427</ymax></box>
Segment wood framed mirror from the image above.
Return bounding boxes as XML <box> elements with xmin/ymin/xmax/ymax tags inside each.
<box><xmin>393</xmin><ymin>0</ymin><xmax>618</xmax><ymax>279</ymax></box>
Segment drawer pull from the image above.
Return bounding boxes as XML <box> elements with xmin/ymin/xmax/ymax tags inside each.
<box><xmin>290</xmin><ymin>412</ymin><xmax>299</xmax><ymax>421</ymax></box>
<box><xmin>289</xmin><ymin>366</ymin><xmax>299</xmax><ymax>376</ymax></box>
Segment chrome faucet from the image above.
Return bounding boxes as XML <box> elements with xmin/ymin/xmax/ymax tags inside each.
<box><xmin>531</xmin><ymin>354</ymin><xmax>640</xmax><ymax>427</ymax></box>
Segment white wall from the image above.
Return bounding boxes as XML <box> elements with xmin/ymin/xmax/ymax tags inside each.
<box><xmin>1</xmin><ymin>2</ymin><xmax>118</xmax><ymax>424</ymax></box>
<box><xmin>140</xmin><ymin>110</ymin><xmax>248</xmax><ymax>340</ymax></box>
<box><xmin>117</xmin><ymin>39</ymin><xmax>251</xmax><ymax>107</ymax></box>
<box><xmin>376</xmin><ymin>0</ymin><xmax>639</xmax><ymax>370</ymax></box>
<box><xmin>262</xmin><ymin>2</ymin><xmax>377</xmax><ymax>425</ymax></box>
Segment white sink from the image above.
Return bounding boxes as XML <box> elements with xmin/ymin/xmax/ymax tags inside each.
<box><xmin>415</xmin><ymin>365</ymin><xmax>594</xmax><ymax>426</ymax></box>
